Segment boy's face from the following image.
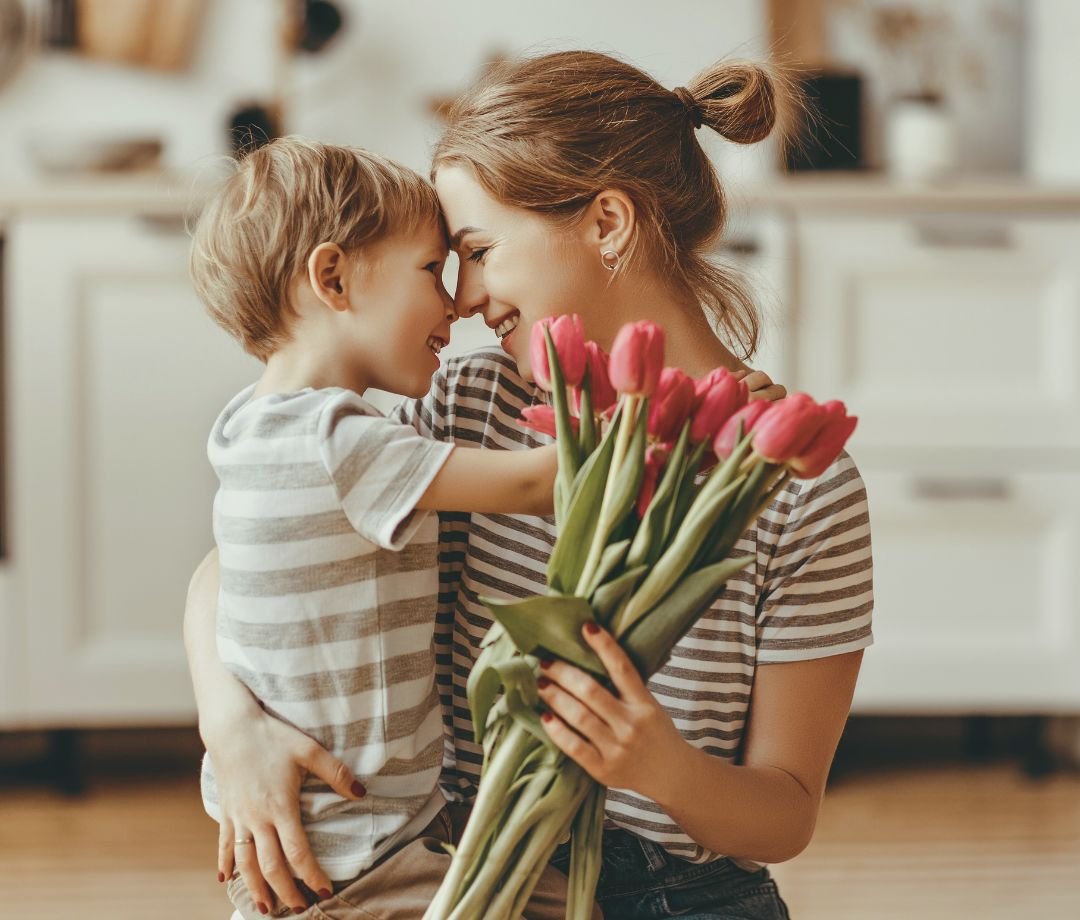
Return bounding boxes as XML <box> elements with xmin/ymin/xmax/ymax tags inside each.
<box><xmin>348</xmin><ymin>220</ymin><xmax>455</xmax><ymax>398</ymax></box>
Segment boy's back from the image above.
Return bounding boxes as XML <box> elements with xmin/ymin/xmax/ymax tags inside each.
<box><xmin>201</xmin><ymin>383</ymin><xmax>452</xmax><ymax>880</ymax></box>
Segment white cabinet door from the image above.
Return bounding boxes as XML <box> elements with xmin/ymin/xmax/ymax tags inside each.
<box><xmin>7</xmin><ymin>215</ymin><xmax>261</xmax><ymax>725</ymax></box>
<box><xmin>852</xmin><ymin>464</ymin><xmax>1080</xmax><ymax>712</ymax></box>
<box><xmin>795</xmin><ymin>215</ymin><xmax>1080</xmax><ymax>451</ymax></box>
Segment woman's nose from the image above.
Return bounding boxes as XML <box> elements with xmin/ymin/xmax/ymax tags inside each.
<box><xmin>453</xmin><ymin>266</ymin><xmax>487</xmax><ymax>319</ymax></box>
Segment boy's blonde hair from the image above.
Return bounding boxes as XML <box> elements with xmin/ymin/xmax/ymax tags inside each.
<box><xmin>191</xmin><ymin>137</ymin><xmax>441</xmax><ymax>361</ymax></box>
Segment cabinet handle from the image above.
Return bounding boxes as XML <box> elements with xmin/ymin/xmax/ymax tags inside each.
<box><xmin>911</xmin><ymin>476</ymin><xmax>1011</xmax><ymax>502</ymax></box>
<box><xmin>716</xmin><ymin>238</ymin><xmax>760</xmax><ymax>257</ymax></box>
<box><xmin>914</xmin><ymin>222</ymin><xmax>1013</xmax><ymax>250</ymax></box>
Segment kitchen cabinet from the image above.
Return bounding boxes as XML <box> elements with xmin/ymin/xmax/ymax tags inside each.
<box><xmin>728</xmin><ymin>184</ymin><xmax>1080</xmax><ymax>715</ymax></box>
<box><xmin>3</xmin><ymin>205</ymin><xmax>260</xmax><ymax>726</ymax></box>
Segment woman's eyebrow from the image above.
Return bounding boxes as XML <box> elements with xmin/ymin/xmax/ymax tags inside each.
<box><xmin>449</xmin><ymin>226</ymin><xmax>484</xmax><ymax>249</ymax></box>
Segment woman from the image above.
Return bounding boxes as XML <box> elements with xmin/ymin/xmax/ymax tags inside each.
<box><xmin>186</xmin><ymin>51</ymin><xmax>872</xmax><ymax>919</ymax></box>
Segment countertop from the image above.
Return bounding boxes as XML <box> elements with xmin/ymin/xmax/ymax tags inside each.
<box><xmin>3</xmin><ymin>171</ymin><xmax>1080</xmax><ymax>218</ymax></box>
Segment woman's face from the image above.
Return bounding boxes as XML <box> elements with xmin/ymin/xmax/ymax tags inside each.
<box><xmin>435</xmin><ymin>165</ymin><xmax>606</xmax><ymax>381</ymax></box>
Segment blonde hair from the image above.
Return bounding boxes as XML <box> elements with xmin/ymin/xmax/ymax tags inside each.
<box><xmin>191</xmin><ymin>137</ymin><xmax>441</xmax><ymax>361</ymax></box>
<box><xmin>433</xmin><ymin>51</ymin><xmax>790</xmax><ymax>360</ymax></box>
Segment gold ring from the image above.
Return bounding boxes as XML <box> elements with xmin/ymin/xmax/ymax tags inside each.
<box><xmin>235</xmin><ymin>838</ymin><xmax>255</xmax><ymax>846</ymax></box>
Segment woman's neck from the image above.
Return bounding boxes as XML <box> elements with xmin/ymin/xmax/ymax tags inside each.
<box><xmin>599</xmin><ymin>273</ymin><xmax>746</xmax><ymax>378</ymax></box>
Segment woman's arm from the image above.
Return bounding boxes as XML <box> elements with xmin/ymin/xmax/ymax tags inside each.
<box><xmin>416</xmin><ymin>443</ymin><xmax>557</xmax><ymax>516</ymax></box>
<box><xmin>537</xmin><ymin>625</ymin><xmax>862</xmax><ymax>864</ymax></box>
<box><xmin>184</xmin><ymin>551</ymin><xmax>364</xmax><ymax>913</ymax></box>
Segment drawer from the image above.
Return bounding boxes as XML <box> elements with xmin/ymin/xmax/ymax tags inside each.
<box><xmin>795</xmin><ymin>215</ymin><xmax>1080</xmax><ymax>451</ymax></box>
<box><xmin>852</xmin><ymin>465</ymin><xmax>1080</xmax><ymax>712</ymax></box>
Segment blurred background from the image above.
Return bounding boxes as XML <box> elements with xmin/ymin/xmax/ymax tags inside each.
<box><xmin>1</xmin><ymin>1</ymin><xmax>1079</xmax><ymax>917</ymax></box>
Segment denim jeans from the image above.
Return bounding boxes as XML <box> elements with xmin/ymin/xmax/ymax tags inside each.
<box><xmin>552</xmin><ymin>828</ymin><xmax>792</xmax><ymax>920</ymax></box>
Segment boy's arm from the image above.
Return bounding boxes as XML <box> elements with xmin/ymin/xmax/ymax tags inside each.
<box><xmin>416</xmin><ymin>444</ymin><xmax>557</xmax><ymax>516</ymax></box>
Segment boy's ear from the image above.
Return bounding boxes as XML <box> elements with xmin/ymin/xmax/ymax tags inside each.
<box><xmin>306</xmin><ymin>242</ymin><xmax>351</xmax><ymax>312</ymax></box>
<box><xmin>581</xmin><ymin>189</ymin><xmax>636</xmax><ymax>255</ymax></box>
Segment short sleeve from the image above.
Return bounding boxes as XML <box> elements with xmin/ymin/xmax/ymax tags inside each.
<box><xmin>318</xmin><ymin>391</ymin><xmax>453</xmax><ymax>550</ymax></box>
<box><xmin>388</xmin><ymin>365</ymin><xmax>449</xmax><ymax>440</ymax></box>
<box><xmin>756</xmin><ymin>451</ymin><xmax>874</xmax><ymax>663</ymax></box>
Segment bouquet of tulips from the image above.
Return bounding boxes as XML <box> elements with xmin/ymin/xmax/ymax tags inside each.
<box><xmin>423</xmin><ymin>317</ymin><xmax>857</xmax><ymax>920</ymax></box>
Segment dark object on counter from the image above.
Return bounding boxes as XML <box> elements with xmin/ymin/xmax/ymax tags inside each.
<box><xmin>42</xmin><ymin>0</ymin><xmax>77</xmax><ymax>48</ymax></box>
<box><xmin>295</xmin><ymin>0</ymin><xmax>344</xmax><ymax>54</ymax></box>
<box><xmin>785</xmin><ymin>70</ymin><xmax>864</xmax><ymax>172</ymax></box>
<box><xmin>228</xmin><ymin>103</ymin><xmax>280</xmax><ymax>159</ymax></box>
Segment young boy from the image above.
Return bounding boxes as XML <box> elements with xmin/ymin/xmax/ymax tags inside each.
<box><xmin>189</xmin><ymin>137</ymin><xmax>565</xmax><ymax>919</ymax></box>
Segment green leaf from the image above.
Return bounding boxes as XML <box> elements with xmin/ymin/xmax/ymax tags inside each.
<box><xmin>589</xmin><ymin>564</ymin><xmax>647</xmax><ymax>624</ymax></box>
<box><xmin>611</xmin><ymin>474</ymin><xmax>745</xmax><ymax>636</ymax></box>
<box><xmin>578</xmin><ymin>370</ymin><xmax>597</xmax><ymax>456</ymax></box>
<box><xmin>545</xmin><ymin>329</ymin><xmax>581</xmax><ymax>513</ymax></box>
<box><xmin>546</xmin><ymin>413</ymin><xmax>620</xmax><ymax>593</ymax></box>
<box><xmin>482</xmin><ymin>594</ymin><xmax>606</xmax><ymax>675</ymax></box>
<box><xmin>467</xmin><ymin>630</ymin><xmax>518</xmax><ymax>744</ymax></box>
<box><xmin>583</xmin><ymin>539</ymin><xmax>631</xmax><ymax>598</ymax></box>
<box><xmin>620</xmin><ymin>554</ymin><xmax>755</xmax><ymax>676</ymax></box>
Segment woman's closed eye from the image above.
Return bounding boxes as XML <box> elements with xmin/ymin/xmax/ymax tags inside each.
<box><xmin>466</xmin><ymin>247</ymin><xmax>489</xmax><ymax>264</ymax></box>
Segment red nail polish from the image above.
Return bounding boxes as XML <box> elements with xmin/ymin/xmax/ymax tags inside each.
<box><xmin>541</xmin><ymin>711</ymin><xmax>554</xmax><ymax>723</ymax></box>
<box><xmin>318</xmin><ymin>888</ymin><xmax>332</xmax><ymax>900</ymax></box>
<box><xmin>351</xmin><ymin>780</ymin><xmax>366</xmax><ymax>798</ymax></box>
<box><xmin>217</xmin><ymin>871</ymin><xmax>225</xmax><ymax>883</ymax></box>
<box><xmin>257</xmin><ymin>903</ymin><xmax>269</xmax><ymax>915</ymax></box>
<box><xmin>539</xmin><ymin>658</ymin><xmax>554</xmax><ymax>669</ymax></box>
<box><xmin>537</xmin><ymin>676</ymin><xmax>551</xmax><ymax>689</ymax></box>
<box><xmin>584</xmin><ymin>622</ymin><xmax>601</xmax><ymax>635</ymax></box>
<box><xmin>294</xmin><ymin>908</ymin><xmax>306</xmax><ymax>915</ymax></box>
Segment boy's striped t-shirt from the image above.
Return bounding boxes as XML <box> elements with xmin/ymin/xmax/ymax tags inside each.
<box><xmin>391</xmin><ymin>349</ymin><xmax>874</xmax><ymax>865</ymax></box>
<box><xmin>201</xmin><ymin>385</ymin><xmax>453</xmax><ymax>880</ymax></box>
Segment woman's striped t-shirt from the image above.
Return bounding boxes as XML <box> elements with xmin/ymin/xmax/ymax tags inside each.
<box><xmin>391</xmin><ymin>349</ymin><xmax>874</xmax><ymax>864</ymax></box>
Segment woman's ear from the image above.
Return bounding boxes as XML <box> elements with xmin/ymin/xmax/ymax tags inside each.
<box><xmin>583</xmin><ymin>189</ymin><xmax>636</xmax><ymax>255</ymax></box>
<box><xmin>306</xmin><ymin>242</ymin><xmax>351</xmax><ymax>312</ymax></box>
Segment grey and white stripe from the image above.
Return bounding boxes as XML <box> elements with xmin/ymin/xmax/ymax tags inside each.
<box><xmin>202</xmin><ymin>385</ymin><xmax>453</xmax><ymax>880</ymax></box>
<box><xmin>391</xmin><ymin>350</ymin><xmax>874</xmax><ymax>865</ymax></box>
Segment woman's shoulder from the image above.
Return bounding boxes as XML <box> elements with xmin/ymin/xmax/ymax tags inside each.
<box><xmin>442</xmin><ymin>349</ymin><xmax>538</xmax><ymax>408</ymax></box>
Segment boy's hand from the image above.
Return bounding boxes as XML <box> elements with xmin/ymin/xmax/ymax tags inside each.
<box><xmin>734</xmin><ymin>368</ymin><xmax>787</xmax><ymax>402</ymax></box>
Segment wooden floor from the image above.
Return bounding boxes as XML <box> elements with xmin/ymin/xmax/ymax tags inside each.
<box><xmin>1</xmin><ymin>751</ymin><xmax>1078</xmax><ymax>918</ymax></box>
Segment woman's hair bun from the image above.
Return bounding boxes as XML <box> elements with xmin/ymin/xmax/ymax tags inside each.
<box><xmin>686</xmin><ymin>61</ymin><xmax>778</xmax><ymax>145</ymax></box>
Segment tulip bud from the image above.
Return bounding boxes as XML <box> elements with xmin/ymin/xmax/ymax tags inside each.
<box><xmin>647</xmin><ymin>368</ymin><xmax>696</xmax><ymax>444</ymax></box>
<box><xmin>516</xmin><ymin>405</ymin><xmax>578</xmax><ymax>439</ymax></box>
<box><xmin>751</xmin><ymin>393</ymin><xmax>830</xmax><ymax>465</ymax></box>
<box><xmin>713</xmin><ymin>400</ymin><xmax>772</xmax><ymax>460</ymax></box>
<box><xmin>529</xmin><ymin>315</ymin><xmax>587</xmax><ymax>391</ymax></box>
<box><xmin>575</xmin><ymin>342</ymin><xmax>617</xmax><ymax>416</ymax></box>
<box><xmin>609</xmin><ymin>321</ymin><xmax>664</xmax><ymax>397</ymax></box>
<box><xmin>690</xmin><ymin>369</ymin><xmax>749</xmax><ymax>443</ymax></box>
<box><xmin>788</xmin><ymin>401</ymin><xmax>858</xmax><ymax>478</ymax></box>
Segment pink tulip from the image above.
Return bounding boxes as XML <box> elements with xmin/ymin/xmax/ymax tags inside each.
<box><xmin>751</xmin><ymin>393</ymin><xmax>830</xmax><ymax>465</ymax></box>
<box><xmin>529</xmin><ymin>315</ymin><xmax>587</xmax><ymax>391</ymax></box>
<box><xmin>690</xmin><ymin>369</ymin><xmax>749</xmax><ymax>443</ymax></box>
<box><xmin>575</xmin><ymin>342</ymin><xmax>617</xmax><ymax>416</ymax></box>
<box><xmin>608</xmin><ymin>321</ymin><xmax>664</xmax><ymax>397</ymax></box>
<box><xmin>712</xmin><ymin>400</ymin><xmax>772</xmax><ymax>460</ymax></box>
<box><xmin>788</xmin><ymin>401</ymin><xmax>858</xmax><ymax>478</ymax></box>
<box><xmin>647</xmin><ymin>367</ymin><xmax>696</xmax><ymax>443</ymax></box>
<box><xmin>516</xmin><ymin>405</ymin><xmax>578</xmax><ymax>439</ymax></box>
<box><xmin>636</xmin><ymin>445</ymin><xmax>669</xmax><ymax>518</ymax></box>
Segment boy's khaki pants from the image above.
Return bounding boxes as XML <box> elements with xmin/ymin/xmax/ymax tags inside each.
<box><xmin>227</xmin><ymin>804</ymin><xmax>603</xmax><ymax>920</ymax></box>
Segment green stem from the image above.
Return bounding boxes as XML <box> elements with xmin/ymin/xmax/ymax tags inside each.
<box><xmin>423</xmin><ymin>722</ymin><xmax>535</xmax><ymax>920</ymax></box>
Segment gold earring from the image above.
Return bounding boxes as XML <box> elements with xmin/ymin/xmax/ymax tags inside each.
<box><xmin>601</xmin><ymin>250</ymin><xmax>621</xmax><ymax>271</ymax></box>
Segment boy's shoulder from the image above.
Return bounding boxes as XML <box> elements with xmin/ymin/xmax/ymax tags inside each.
<box><xmin>210</xmin><ymin>385</ymin><xmax>382</xmax><ymax>453</ymax></box>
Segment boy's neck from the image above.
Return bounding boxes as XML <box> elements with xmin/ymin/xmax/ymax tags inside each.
<box><xmin>253</xmin><ymin>341</ymin><xmax>369</xmax><ymax>400</ymax></box>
